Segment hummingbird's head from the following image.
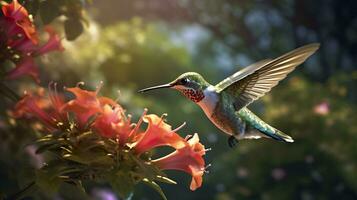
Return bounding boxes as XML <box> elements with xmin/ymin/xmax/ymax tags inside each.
<box><xmin>138</xmin><ymin>72</ymin><xmax>211</xmax><ymax>103</ymax></box>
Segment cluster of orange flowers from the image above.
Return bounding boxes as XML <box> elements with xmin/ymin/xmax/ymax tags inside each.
<box><xmin>0</xmin><ymin>0</ymin><xmax>63</xmax><ymax>82</ymax></box>
<box><xmin>14</xmin><ymin>83</ymin><xmax>207</xmax><ymax>191</ymax></box>
<box><xmin>1</xmin><ymin>0</ymin><xmax>207</xmax><ymax>196</ymax></box>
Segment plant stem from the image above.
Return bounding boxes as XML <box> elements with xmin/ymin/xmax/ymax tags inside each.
<box><xmin>6</xmin><ymin>181</ymin><xmax>37</xmax><ymax>200</ymax></box>
<box><xmin>0</xmin><ymin>82</ymin><xmax>20</xmax><ymax>102</ymax></box>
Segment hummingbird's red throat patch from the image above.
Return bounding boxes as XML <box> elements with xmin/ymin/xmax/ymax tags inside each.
<box><xmin>182</xmin><ymin>89</ymin><xmax>205</xmax><ymax>103</ymax></box>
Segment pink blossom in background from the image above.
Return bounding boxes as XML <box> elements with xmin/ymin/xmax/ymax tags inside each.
<box><xmin>271</xmin><ymin>168</ymin><xmax>286</xmax><ymax>181</ymax></box>
<box><xmin>314</xmin><ymin>101</ymin><xmax>330</xmax><ymax>116</ymax></box>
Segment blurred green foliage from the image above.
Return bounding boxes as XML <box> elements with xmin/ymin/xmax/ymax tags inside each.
<box><xmin>1</xmin><ymin>0</ymin><xmax>357</xmax><ymax>199</ymax></box>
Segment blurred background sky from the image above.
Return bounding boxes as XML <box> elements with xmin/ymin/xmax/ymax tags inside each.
<box><xmin>1</xmin><ymin>0</ymin><xmax>357</xmax><ymax>199</ymax></box>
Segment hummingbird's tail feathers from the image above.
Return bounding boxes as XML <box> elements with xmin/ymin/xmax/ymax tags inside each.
<box><xmin>254</xmin><ymin>127</ymin><xmax>294</xmax><ymax>143</ymax></box>
<box><xmin>238</xmin><ymin>108</ymin><xmax>294</xmax><ymax>143</ymax></box>
<box><xmin>264</xmin><ymin>129</ymin><xmax>294</xmax><ymax>143</ymax></box>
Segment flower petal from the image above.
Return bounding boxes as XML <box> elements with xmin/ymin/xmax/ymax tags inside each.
<box><xmin>93</xmin><ymin>105</ymin><xmax>124</xmax><ymax>138</ymax></box>
<box><xmin>35</xmin><ymin>27</ymin><xmax>64</xmax><ymax>56</ymax></box>
<box><xmin>6</xmin><ymin>57</ymin><xmax>40</xmax><ymax>83</ymax></box>
<box><xmin>2</xmin><ymin>0</ymin><xmax>38</xmax><ymax>44</ymax></box>
<box><xmin>133</xmin><ymin>114</ymin><xmax>186</xmax><ymax>154</ymax></box>
<box><xmin>153</xmin><ymin>134</ymin><xmax>206</xmax><ymax>191</ymax></box>
<box><xmin>13</xmin><ymin>90</ymin><xmax>57</xmax><ymax>130</ymax></box>
<box><xmin>62</xmin><ymin>85</ymin><xmax>111</xmax><ymax>129</ymax></box>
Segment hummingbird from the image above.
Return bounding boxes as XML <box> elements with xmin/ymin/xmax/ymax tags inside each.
<box><xmin>139</xmin><ymin>43</ymin><xmax>320</xmax><ymax>147</ymax></box>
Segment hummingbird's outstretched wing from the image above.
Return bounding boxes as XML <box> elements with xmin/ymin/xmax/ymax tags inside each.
<box><xmin>216</xmin><ymin>43</ymin><xmax>320</xmax><ymax>110</ymax></box>
<box><xmin>215</xmin><ymin>59</ymin><xmax>272</xmax><ymax>90</ymax></box>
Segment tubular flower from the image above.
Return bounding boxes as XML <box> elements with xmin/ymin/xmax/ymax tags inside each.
<box><xmin>35</xmin><ymin>27</ymin><xmax>65</xmax><ymax>56</ymax></box>
<box><xmin>62</xmin><ymin>84</ymin><xmax>117</xmax><ymax>129</ymax></box>
<box><xmin>1</xmin><ymin>0</ymin><xmax>38</xmax><ymax>44</ymax></box>
<box><xmin>92</xmin><ymin>104</ymin><xmax>124</xmax><ymax>138</ymax></box>
<box><xmin>133</xmin><ymin>114</ymin><xmax>187</xmax><ymax>155</ymax></box>
<box><xmin>6</xmin><ymin>57</ymin><xmax>39</xmax><ymax>83</ymax></box>
<box><xmin>92</xmin><ymin>104</ymin><xmax>133</xmax><ymax>146</ymax></box>
<box><xmin>153</xmin><ymin>133</ymin><xmax>206</xmax><ymax>191</ymax></box>
<box><xmin>13</xmin><ymin>86</ymin><xmax>65</xmax><ymax>131</ymax></box>
<box><xmin>14</xmin><ymin>83</ymin><xmax>207</xmax><ymax>196</ymax></box>
<box><xmin>0</xmin><ymin>0</ymin><xmax>64</xmax><ymax>83</ymax></box>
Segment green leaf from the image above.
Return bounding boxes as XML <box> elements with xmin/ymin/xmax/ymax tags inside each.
<box><xmin>39</xmin><ymin>0</ymin><xmax>62</xmax><ymax>24</ymax></box>
<box><xmin>73</xmin><ymin>180</ymin><xmax>86</xmax><ymax>194</ymax></box>
<box><xmin>155</xmin><ymin>175</ymin><xmax>177</xmax><ymax>185</ymax></box>
<box><xmin>35</xmin><ymin>169</ymin><xmax>62</xmax><ymax>194</ymax></box>
<box><xmin>142</xmin><ymin>179</ymin><xmax>168</xmax><ymax>200</ymax></box>
<box><xmin>63</xmin><ymin>148</ymin><xmax>114</xmax><ymax>166</ymax></box>
<box><xmin>109</xmin><ymin>172</ymin><xmax>135</xmax><ymax>199</ymax></box>
<box><xmin>64</xmin><ymin>18</ymin><xmax>84</xmax><ymax>41</ymax></box>
<box><xmin>0</xmin><ymin>82</ymin><xmax>20</xmax><ymax>101</ymax></box>
<box><xmin>130</xmin><ymin>155</ymin><xmax>166</xmax><ymax>180</ymax></box>
<box><xmin>59</xmin><ymin>167</ymin><xmax>85</xmax><ymax>176</ymax></box>
<box><xmin>35</xmin><ymin>142</ymin><xmax>61</xmax><ymax>154</ymax></box>
<box><xmin>35</xmin><ymin>159</ymin><xmax>90</xmax><ymax>194</ymax></box>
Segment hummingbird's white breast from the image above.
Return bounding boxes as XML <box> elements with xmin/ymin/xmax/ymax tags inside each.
<box><xmin>197</xmin><ymin>85</ymin><xmax>219</xmax><ymax>118</ymax></box>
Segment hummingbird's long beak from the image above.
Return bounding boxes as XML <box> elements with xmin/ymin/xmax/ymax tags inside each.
<box><xmin>138</xmin><ymin>83</ymin><xmax>173</xmax><ymax>93</ymax></box>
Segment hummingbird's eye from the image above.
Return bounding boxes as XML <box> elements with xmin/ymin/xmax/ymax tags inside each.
<box><xmin>181</xmin><ymin>78</ymin><xmax>189</xmax><ymax>85</ymax></box>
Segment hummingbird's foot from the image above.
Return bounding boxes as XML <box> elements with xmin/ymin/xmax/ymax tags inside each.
<box><xmin>228</xmin><ymin>136</ymin><xmax>238</xmax><ymax>148</ymax></box>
